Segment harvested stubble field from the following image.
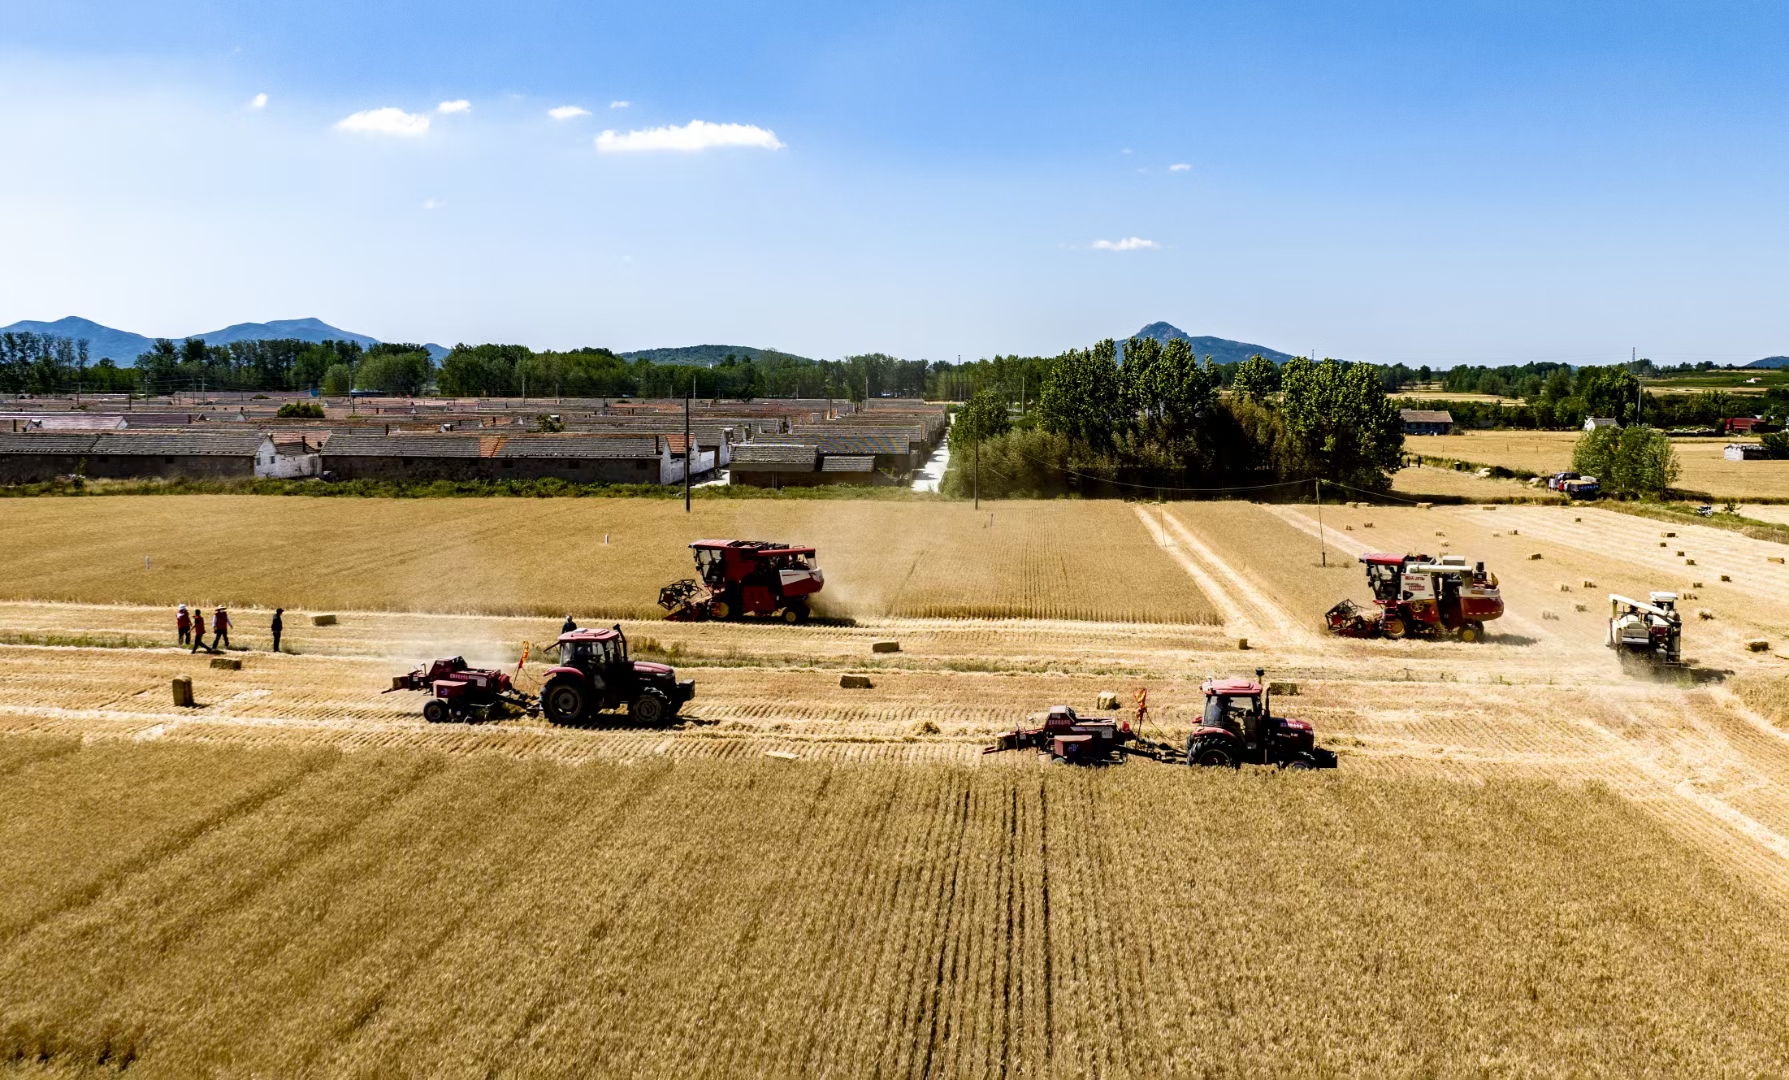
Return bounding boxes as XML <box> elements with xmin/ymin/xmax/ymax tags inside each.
<box><xmin>0</xmin><ymin>496</ymin><xmax>1217</xmax><ymax>625</ymax></box>
<box><xmin>7</xmin><ymin>742</ymin><xmax>1789</xmax><ymax>1076</ymax></box>
<box><xmin>1415</xmin><ymin>429</ymin><xmax>1789</xmax><ymax>499</ymax></box>
<box><xmin>15</xmin><ymin>496</ymin><xmax>1789</xmax><ymax>1072</ymax></box>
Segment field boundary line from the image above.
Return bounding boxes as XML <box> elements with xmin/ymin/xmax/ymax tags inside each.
<box><xmin>1262</xmin><ymin>505</ymin><xmax>1374</xmax><ymax>559</ymax></box>
<box><xmin>1129</xmin><ymin>505</ymin><xmax>1258</xmax><ymax>637</ymax></box>
<box><xmin>1154</xmin><ymin>507</ymin><xmax>1314</xmax><ymax>644</ymax></box>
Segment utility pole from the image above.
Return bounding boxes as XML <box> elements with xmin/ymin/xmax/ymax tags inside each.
<box><xmin>1315</xmin><ymin>479</ymin><xmax>1326</xmax><ymax>567</ymax></box>
<box><xmin>684</xmin><ymin>373</ymin><xmax>693</xmax><ymax>513</ymax></box>
<box><xmin>973</xmin><ymin>433</ymin><xmax>980</xmax><ymax>510</ymax></box>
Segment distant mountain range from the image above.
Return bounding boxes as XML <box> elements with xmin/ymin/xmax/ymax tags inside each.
<box><xmin>1120</xmin><ymin>322</ymin><xmax>1295</xmax><ymax>366</ymax></box>
<box><xmin>1748</xmin><ymin>356</ymin><xmax>1789</xmax><ymax>369</ymax></box>
<box><xmin>0</xmin><ymin>316</ymin><xmax>448</xmax><ymax>364</ymax></box>
<box><xmin>619</xmin><ymin>344</ymin><xmax>814</xmax><ymax>367</ymax></box>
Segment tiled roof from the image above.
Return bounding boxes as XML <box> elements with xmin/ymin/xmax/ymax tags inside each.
<box><xmin>321</xmin><ymin>434</ymin><xmax>485</xmax><ymax>458</ymax></box>
<box><xmin>493</xmin><ymin>435</ymin><xmax>661</xmax><ymax>459</ymax></box>
<box><xmin>820</xmin><ymin>455</ymin><xmax>876</xmax><ymax>472</ymax></box>
<box><xmin>1399</xmin><ymin>410</ymin><xmax>1453</xmax><ymax>424</ymax></box>
<box><xmin>806</xmin><ymin>433</ymin><xmax>913</xmax><ymax>455</ymax></box>
<box><xmin>89</xmin><ymin>432</ymin><xmax>262</xmax><ymax>456</ymax></box>
<box><xmin>0</xmin><ymin>433</ymin><xmax>100</xmax><ymax>454</ymax></box>
<box><xmin>732</xmin><ymin>443</ymin><xmax>817</xmax><ymax>469</ymax></box>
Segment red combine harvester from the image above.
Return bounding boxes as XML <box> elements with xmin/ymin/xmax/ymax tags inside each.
<box><xmin>1326</xmin><ymin>552</ymin><xmax>1504</xmax><ymax>642</ymax></box>
<box><xmin>658</xmin><ymin>539</ymin><xmax>825</xmax><ymax>623</ymax></box>
<box><xmin>386</xmin><ymin>657</ymin><xmax>539</xmax><ymax>723</ymax></box>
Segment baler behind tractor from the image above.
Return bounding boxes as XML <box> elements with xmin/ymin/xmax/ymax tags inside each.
<box><xmin>659</xmin><ymin>539</ymin><xmax>824</xmax><ymax>623</ymax></box>
<box><xmin>982</xmin><ymin>670</ymin><xmax>1336</xmax><ymax>769</ymax></box>
<box><xmin>386</xmin><ymin>657</ymin><xmax>539</xmax><ymax>723</ymax></box>
<box><xmin>1326</xmin><ymin>552</ymin><xmax>1504</xmax><ymax>642</ymax></box>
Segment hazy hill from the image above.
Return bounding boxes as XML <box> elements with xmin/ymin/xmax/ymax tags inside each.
<box><xmin>0</xmin><ymin>316</ymin><xmax>447</xmax><ymax>363</ymax></box>
<box><xmin>1748</xmin><ymin>356</ymin><xmax>1789</xmax><ymax>369</ymax></box>
<box><xmin>0</xmin><ymin>317</ymin><xmax>153</xmax><ymax>363</ymax></box>
<box><xmin>1121</xmin><ymin>322</ymin><xmax>1295</xmax><ymax>366</ymax></box>
<box><xmin>619</xmin><ymin>344</ymin><xmax>814</xmax><ymax>367</ymax></box>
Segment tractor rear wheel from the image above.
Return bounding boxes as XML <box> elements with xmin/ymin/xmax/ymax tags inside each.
<box><xmin>630</xmin><ymin>688</ymin><xmax>672</xmax><ymax>726</ymax></box>
<box><xmin>1382</xmin><ymin>616</ymin><xmax>1406</xmax><ymax>639</ymax></box>
<box><xmin>541</xmin><ymin>678</ymin><xmax>590</xmax><ymax>725</ymax></box>
<box><xmin>709</xmin><ymin>600</ymin><xmax>731</xmax><ymax>620</ymax></box>
<box><xmin>1459</xmin><ymin>620</ymin><xmax>1485</xmax><ymax>643</ymax></box>
<box><xmin>782</xmin><ymin>600</ymin><xmax>810</xmax><ymax>624</ymax></box>
<box><xmin>422</xmin><ymin>698</ymin><xmax>450</xmax><ymax>724</ymax></box>
<box><xmin>1186</xmin><ymin>736</ymin><xmax>1240</xmax><ymax>769</ymax></box>
<box><xmin>1282</xmin><ymin>752</ymin><xmax>1318</xmax><ymax>770</ymax></box>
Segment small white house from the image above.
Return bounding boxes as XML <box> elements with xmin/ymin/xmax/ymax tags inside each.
<box><xmin>1584</xmin><ymin>417</ymin><xmax>1618</xmax><ymax>432</ymax></box>
<box><xmin>255</xmin><ymin>434</ymin><xmax>322</xmax><ymax>479</ymax></box>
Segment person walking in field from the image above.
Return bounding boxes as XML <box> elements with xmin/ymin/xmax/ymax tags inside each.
<box><xmin>271</xmin><ymin>608</ymin><xmax>283</xmax><ymax>653</ymax></box>
<box><xmin>190</xmin><ymin>605</ymin><xmax>209</xmax><ymax>653</ymax></box>
<box><xmin>176</xmin><ymin>603</ymin><xmax>190</xmax><ymax>646</ymax></box>
<box><xmin>213</xmin><ymin>606</ymin><xmax>232</xmax><ymax>650</ymax></box>
<box><xmin>562</xmin><ymin>614</ymin><xmax>578</xmax><ymax>634</ymax></box>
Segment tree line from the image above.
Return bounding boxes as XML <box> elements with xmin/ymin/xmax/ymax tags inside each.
<box><xmin>942</xmin><ymin>338</ymin><xmax>1404</xmax><ymax>498</ymax></box>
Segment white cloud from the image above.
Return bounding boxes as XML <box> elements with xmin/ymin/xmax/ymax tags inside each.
<box><xmin>596</xmin><ymin>119</ymin><xmax>784</xmax><ymax>153</ymax></box>
<box><xmin>334</xmin><ymin>106</ymin><xmax>430</xmax><ymax>137</ymax></box>
<box><xmin>609</xmin><ymin>100</ymin><xmax>630</xmax><ymax>109</ymax></box>
<box><xmin>422</xmin><ymin>198</ymin><xmax>445</xmax><ymax>210</ymax></box>
<box><xmin>1090</xmin><ymin>237</ymin><xmax>1159</xmax><ymax>251</ymax></box>
<box><xmin>548</xmin><ymin>105</ymin><xmax>591</xmax><ymax>120</ymax></box>
<box><xmin>248</xmin><ymin>92</ymin><xmax>267</xmax><ymax>110</ymax></box>
<box><xmin>1169</xmin><ymin>162</ymin><xmax>1190</xmax><ymax>172</ymax></box>
<box><xmin>437</xmin><ymin>99</ymin><xmax>471</xmax><ymax>114</ymax></box>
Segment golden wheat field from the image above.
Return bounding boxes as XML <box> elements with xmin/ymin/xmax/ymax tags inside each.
<box><xmin>0</xmin><ymin>497</ymin><xmax>1218</xmax><ymax>624</ymax></box>
<box><xmin>7</xmin><ymin>741</ymin><xmax>1789</xmax><ymax>1076</ymax></box>
<box><xmin>14</xmin><ymin>496</ymin><xmax>1789</xmax><ymax>1073</ymax></box>
<box><xmin>1414</xmin><ymin>430</ymin><xmax>1789</xmax><ymax>498</ymax></box>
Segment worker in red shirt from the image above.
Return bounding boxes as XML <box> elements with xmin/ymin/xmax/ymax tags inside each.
<box><xmin>176</xmin><ymin>603</ymin><xmax>191</xmax><ymax>646</ymax></box>
<box><xmin>213</xmin><ymin>606</ymin><xmax>232</xmax><ymax>650</ymax></box>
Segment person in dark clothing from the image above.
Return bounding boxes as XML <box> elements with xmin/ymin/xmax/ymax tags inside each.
<box><xmin>176</xmin><ymin>604</ymin><xmax>191</xmax><ymax>646</ymax></box>
<box><xmin>562</xmin><ymin>615</ymin><xmax>577</xmax><ymax>634</ymax></box>
<box><xmin>271</xmin><ymin>608</ymin><xmax>284</xmax><ymax>653</ymax></box>
<box><xmin>191</xmin><ymin>605</ymin><xmax>209</xmax><ymax>653</ymax></box>
<box><xmin>213</xmin><ymin>606</ymin><xmax>232</xmax><ymax>650</ymax></box>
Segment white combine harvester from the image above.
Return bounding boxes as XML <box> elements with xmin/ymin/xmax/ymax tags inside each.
<box><xmin>1607</xmin><ymin>592</ymin><xmax>1684</xmax><ymax>667</ymax></box>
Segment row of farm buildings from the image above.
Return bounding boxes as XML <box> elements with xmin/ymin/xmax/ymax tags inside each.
<box><xmin>0</xmin><ymin>395</ymin><xmax>948</xmax><ymax>487</ymax></box>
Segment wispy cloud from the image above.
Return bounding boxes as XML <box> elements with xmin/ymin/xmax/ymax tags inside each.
<box><xmin>334</xmin><ymin>106</ymin><xmax>430</xmax><ymax>137</ymax></box>
<box><xmin>609</xmin><ymin>100</ymin><xmax>631</xmax><ymax>109</ymax></box>
<box><xmin>1090</xmin><ymin>237</ymin><xmax>1159</xmax><ymax>251</ymax></box>
<box><xmin>248</xmin><ymin>92</ymin><xmax>268</xmax><ymax>110</ymax></box>
<box><xmin>596</xmin><ymin>119</ymin><xmax>784</xmax><ymax>153</ymax></box>
<box><xmin>422</xmin><ymin>198</ymin><xmax>446</xmax><ymax>210</ymax></box>
<box><xmin>548</xmin><ymin>105</ymin><xmax>591</xmax><ymax>120</ymax></box>
<box><xmin>437</xmin><ymin>99</ymin><xmax>471</xmax><ymax>114</ymax></box>
<box><xmin>1168</xmin><ymin>163</ymin><xmax>1190</xmax><ymax>172</ymax></box>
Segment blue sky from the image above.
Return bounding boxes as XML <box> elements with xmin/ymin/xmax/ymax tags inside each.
<box><xmin>3</xmin><ymin>1</ymin><xmax>1787</xmax><ymax>365</ymax></box>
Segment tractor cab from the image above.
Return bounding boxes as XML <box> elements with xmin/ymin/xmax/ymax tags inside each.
<box><xmin>1361</xmin><ymin>554</ymin><xmax>1411</xmax><ymax>603</ymax></box>
<box><xmin>557</xmin><ymin>628</ymin><xmax>627</xmax><ymax>669</ymax></box>
<box><xmin>1187</xmin><ymin>669</ymin><xmax>1336</xmax><ymax>769</ymax></box>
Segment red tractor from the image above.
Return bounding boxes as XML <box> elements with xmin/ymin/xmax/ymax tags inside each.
<box><xmin>538</xmin><ymin>626</ymin><xmax>695</xmax><ymax>726</ymax></box>
<box><xmin>1184</xmin><ymin>670</ymin><xmax>1336</xmax><ymax>769</ymax></box>
<box><xmin>658</xmin><ymin>539</ymin><xmax>825</xmax><ymax>623</ymax></box>
<box><xmin>1326</xmin><ymin>552</ymin><xmax>1504</xmax><ymax>642</ymax></box>
<box><xmin>386</xmin><ymin>657</ymin><xmax>539</xmax><ymax>723</ymax></box>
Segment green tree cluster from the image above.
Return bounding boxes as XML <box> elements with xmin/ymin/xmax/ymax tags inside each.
<box><xmin>944</xmin><ymin>339</ymin><xmax>1404</xmax><ymax>498</ymax></box>
<box><xmin>1572</xmin><ymin>425</ymin><xmax>1680</xmax><ymax>497</ymax></box>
